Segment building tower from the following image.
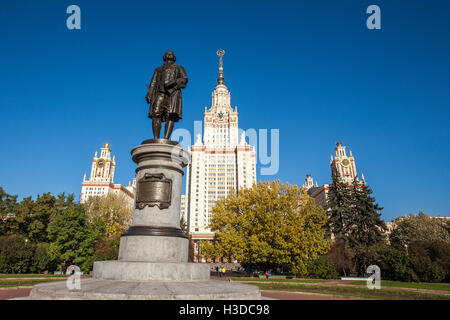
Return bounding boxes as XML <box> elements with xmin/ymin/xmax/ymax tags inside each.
<box><xmin>330</xmin><ymin>141</ymin><xmax>359</xmax><ymax>184</ymax></box>
<box><xmin>80</xmin><ymin>143</ymin><xmax>136</xmax><ymax>205</ymax></box>
<box><xmin>185</xmin><ymin>50</ymin><xmax>257</xmax><ymax>259</ymax></box>
<box><xmin>302</xmin><ymin>174</ymin><xmax>318</xmax><ymax>191</ymax></box>
<box><xmin>307</xmin><ymin>141</ymin><xmax>365</xmax><ymax>207</ymax></box>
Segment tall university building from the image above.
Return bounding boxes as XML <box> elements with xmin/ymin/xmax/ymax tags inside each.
<box><xmin>183</xmin><ymin>51</ymin><xmax>257</xmax><ymax>256</ymax></box>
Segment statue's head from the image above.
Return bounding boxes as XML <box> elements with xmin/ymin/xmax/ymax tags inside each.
<box><xmin>163</xmin><ymin>50</ymin><xmax>176</xmax><ymax>63</ymax></box>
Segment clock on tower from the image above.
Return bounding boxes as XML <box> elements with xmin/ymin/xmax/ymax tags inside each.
<box><xmin>340</xmin><ymin>157</ymin><xmax>350</xmax><ymax>168</ymax></box>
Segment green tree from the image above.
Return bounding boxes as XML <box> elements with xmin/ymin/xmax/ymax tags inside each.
<box><xmin>408</xmin><ymin>241</ymin><xmax>448</xmax><ymax>282</ymax></box>
<box><xmin>326</xmin><ymin>173</ymin><xmax>386</xmax><ymax>251</ymax></box>
<box><xmin>352</xmin><ymin>242</ymin><xmax>387</xmax><ymax>276</ymax></box>
<box><xmin>379</xmin><ymin>247</ymin><xmax>417</xmax><ymax>282</ymax></box>
<box><xmin>202</xmin><ymin>181</ymin><xmax>331</xmax><ymax>276</ymax></box>
<box><xmin>325</xmin><ymin>240</ymin><xmax>355</xmax><ymax>276</ymax></box>
<box><xmin>426</xmin><ymin>240</ymin><xmax>450</xmax><ymax>282</ymax></box>
<box><xmin>347</xmin><ymin>178</ymin><xmax>386</xmax><ymax>247</ymax></box>
<box><xmin>48</xmin><ymin>203</ymin><xmax>98</xmax><ymax>273</ymax></box>
<box><xmin>445</xmin><ymin>220</ymin><xmax>450</xmax><ymax>235</ymax></box>
<box><xmin>30</xmin><ymin>242</ymin><xmax>54</xmax><ymax>273</ymax></box>
<box><xmin>0</xmin><ymin>187</ymin><xmax>18</xmax><ymax>236</ymax></box>
<box><xmin>9</xmin><ymin>196</ymin><xmax>34</xmax><ymax>237</ymax></box>
<box><xmin>0</xmin><ymin>234</ymin><xmax>35</xmax><ymax>273</ymax></box>
<box><xmin>325</xmin><ymin>172</ymin><xmax>354</xmax><ymax>242</ymax></box>
<box><xmin>390</xmin><ymin>211</ymin><xmax>450</xmax><ymax>249</ymax></box>
<box><xmin>27</xmin><ymin>193</ymin><xmax>57</xmax><ymax>243</ymax></box>
<box><xmin>7</xmin><ymin>192</ymin><xmax>64</xmax><ymax>243</ymax></box>
<box><xmin>83</xmin><ymin>236</ymin><xmax>120</xmax><ymax>271</ymax></box>
<box><xmin>55</xmin><ymin>193</ymin><xmax>75</xmax><ymax>211</ymax></box>
<box><xmin>308</xmin><ymin>256</ymin><xmax>338</xmax><ymax>279</ymax></box>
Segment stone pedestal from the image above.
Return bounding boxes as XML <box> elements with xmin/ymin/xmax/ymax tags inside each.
<box><xmin>29</xmin><ymin>139</ymin><xmax>260</xmax><ymax>300</ymax></box>
<box><xmin>116</xmin><ymin>140</ymin><xmax>190</xmax><ymax>263</ymax></box>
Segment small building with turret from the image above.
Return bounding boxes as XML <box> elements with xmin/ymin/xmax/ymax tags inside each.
<box><xmin>303</xmin><ymin>141</ymin><xmax>366</xmax><ymax>207</ymax></box>
<box><xmin>80</xmin><ymin>143</ymin><xmax>136</xmax><ymax>205</ymax></box>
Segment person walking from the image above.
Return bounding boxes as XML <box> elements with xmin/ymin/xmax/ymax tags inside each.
<box><xmin>268</xmin><ymin>270</ymin><xmax>271</xmax><ymax>279</ymax></box>
<box><xmin>265</xmin><ymin>270</ymin><xmax>269</xmax><ymax>280</ymax></box>
<box><xmin>219</xmin><ymin>266</ymin><xmax>222</xmax><ymax>278</ymax></box>
<box><xmin>222</xmin><ymin>266</ymin><xmax>226</xmax><ymax>278</ymax></box>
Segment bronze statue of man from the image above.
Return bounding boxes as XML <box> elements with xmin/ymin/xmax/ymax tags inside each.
<box><xmin>145</xmin><ymin>50</ymin><xmax>188</xmax><ymax>140</ymax></box>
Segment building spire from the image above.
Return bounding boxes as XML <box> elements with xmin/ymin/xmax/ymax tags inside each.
<box><xmin>216</xmin><ymin>49</ymin><xmax>225</xmax><ymax>84</ymax></box>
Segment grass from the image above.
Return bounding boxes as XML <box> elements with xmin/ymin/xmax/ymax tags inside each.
<box><xmin>232</xmin><ymin>277</ymin><xmax>450</xmax><ymax>294</ymax></box>
<box><xmin>258</xmin><ymin>285</ymin><xmax>395</xmax><ymax>300</ymax></box>
<box><xmin>0</xmin><ymin>279</ymin><xmax>65</xmax><ymax>288</ymax></box>
<box><xmin>346</xmin><ymin>280</ymin><xmax>450</xmax><ymax>292</ymax></box>
<box><xmin>0</xmin><ymin>274</ymin><xmax>68</xmax><ymax>279</ymax></box>
<box><xmin>0</xmin><ymin>274</ymin><xmax>92</xmax><ymax>289</ymax></box>
<box><xmin>253</xmin><ymin>283</ymin><xmax>450</xmax><ymax>300</ymax></box>
<box><xmin>0</xmin><ymin>273</ymin><xmax>91</xmax><ymax>279</ymax></box>
<box><xmin>231</xmin><ymin>277</ymin><xmax>331</xmax><ymax>283</ymax></box>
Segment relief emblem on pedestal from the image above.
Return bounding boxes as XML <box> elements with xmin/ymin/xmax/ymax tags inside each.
<box><xmin>135</xmin><ymin>173</ymin><xmax>172</xmax><ymax>209</ymax></box>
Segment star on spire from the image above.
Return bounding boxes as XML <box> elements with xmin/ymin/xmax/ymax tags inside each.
<box><xmin>217</xmin><ymin>49</ymin><xmax>225</xmax><ymax>84</ymax></box>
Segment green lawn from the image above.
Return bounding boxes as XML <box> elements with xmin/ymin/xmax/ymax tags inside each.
<box><xmin>254</xmin><ymin>283</ymin><xmax>450</xmax><ymax>300</ymax></box>
<box><xmin>0</xmin><ymin>273</ymin><xmax>91</xmax><ymax>279</ymax></box>
<box><xmin>0</xmin><ymin>274</ymin><xmax>67</xmax><ymax>278</ymax></box>
<box><xmin>231</xmin><ymin>277</ymin><xmax>331</xmax><ymax>283</ymax></box>
<box><xmin>346</xmin><ymin>280</ymin><xmax>450</xmax><ymax>292</ymax></box>
<box><xmin>0</xmin><ymin>279</ymin><xmax>65</xmax><ymax>288</ymax></box>
<box><xmin>232</xmin><ymin>277</ymin><xmax>450</xmax><ymax>293</ymax></box>
<box><xmin>0</xmin><ymin>273</ymin><xmax>91</xmax><ymax>289</ymax></box>
<box><xmin>0</xmin><ymin>274</ymin><xmax>92</xmax><ymax>288</ymax></box>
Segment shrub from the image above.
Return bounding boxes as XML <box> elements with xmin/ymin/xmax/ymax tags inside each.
<box><xmin>0</xmin><ymin>234</ymin><xmax>35</xmax><ymax>273</ymax></box>
<box><xmin>308</xmin><ymin>256</ymin><xmax>338</xmax><ymax>279</ymax></box>
<box><xmin>30</xmin><ymin>243</ymin><xmax>54</xmax><ymax>273</ymax></box>
<box><xmin>409</xmin><ymin>241</ymin><xmax>448</xmax><ymax>282</ymax></box>
<box><xmin>325</xmin><ymin>241</ymin><xmax>355</xmax><ymax>277</ymax></box>
<box><xmin>352</xmin><ymin>243</ymin><xmax>387</xmax><ymax>277</ymax></box>
<box><xmin>379</xmin><ymin>248</ymin><xmax>417</xmax><ymax>282</ymax></box>
<box><xmin>83</xmin><ymin>237</ymin><xmax>120</xmax><ymax>272</ymax></box>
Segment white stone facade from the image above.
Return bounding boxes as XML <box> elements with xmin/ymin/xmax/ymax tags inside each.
<box><xmin>184</xmin><ymin>53</ymin><xmax>257</xmax><ymax>236</ymax></box>
<box><xmin>80</xmin><ymin>143</ymin><xmax>136</xmax><ymax>205</ymax></box>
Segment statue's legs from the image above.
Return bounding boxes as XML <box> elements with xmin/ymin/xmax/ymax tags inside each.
<box><xmin>152</xmin><ymin>95</ymin><xmax>166</xmax><ymax>139</ymax></box>
<box><xmin>151</xmin><ymin>94</ymin><xmax>174</xmax><ymax>140</ymax></box>
<box><xmin>164</xmin><ymin>120</ymin><xmax>174</xmax><ymax>140</ymax></box>
<box><xmin>152</xmin><ymin>118</ymin><xmax>162</xmax><ymax>139</ymax></box>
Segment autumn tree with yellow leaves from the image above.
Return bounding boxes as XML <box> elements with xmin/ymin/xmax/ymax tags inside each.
<box><xmin>83</xmin><ymin>193</ymin><xmax>133</xmax><ymax>240</ymax></box>
<box><xmin>201</xmin><ymin>181</ymin><xmax>331</xmax><ymax>276</ymax></box>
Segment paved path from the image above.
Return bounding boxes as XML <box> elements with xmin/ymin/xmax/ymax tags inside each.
<box><xmin>0</xmin><ymin>287</ymin><xmax>32</xmax><ymax>300</ymax></box>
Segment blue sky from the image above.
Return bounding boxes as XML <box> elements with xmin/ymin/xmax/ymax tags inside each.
<box><xmin>0</xmin><ymin>0</ymin><xmax>449</xmax><ymax>221</ymax></box>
